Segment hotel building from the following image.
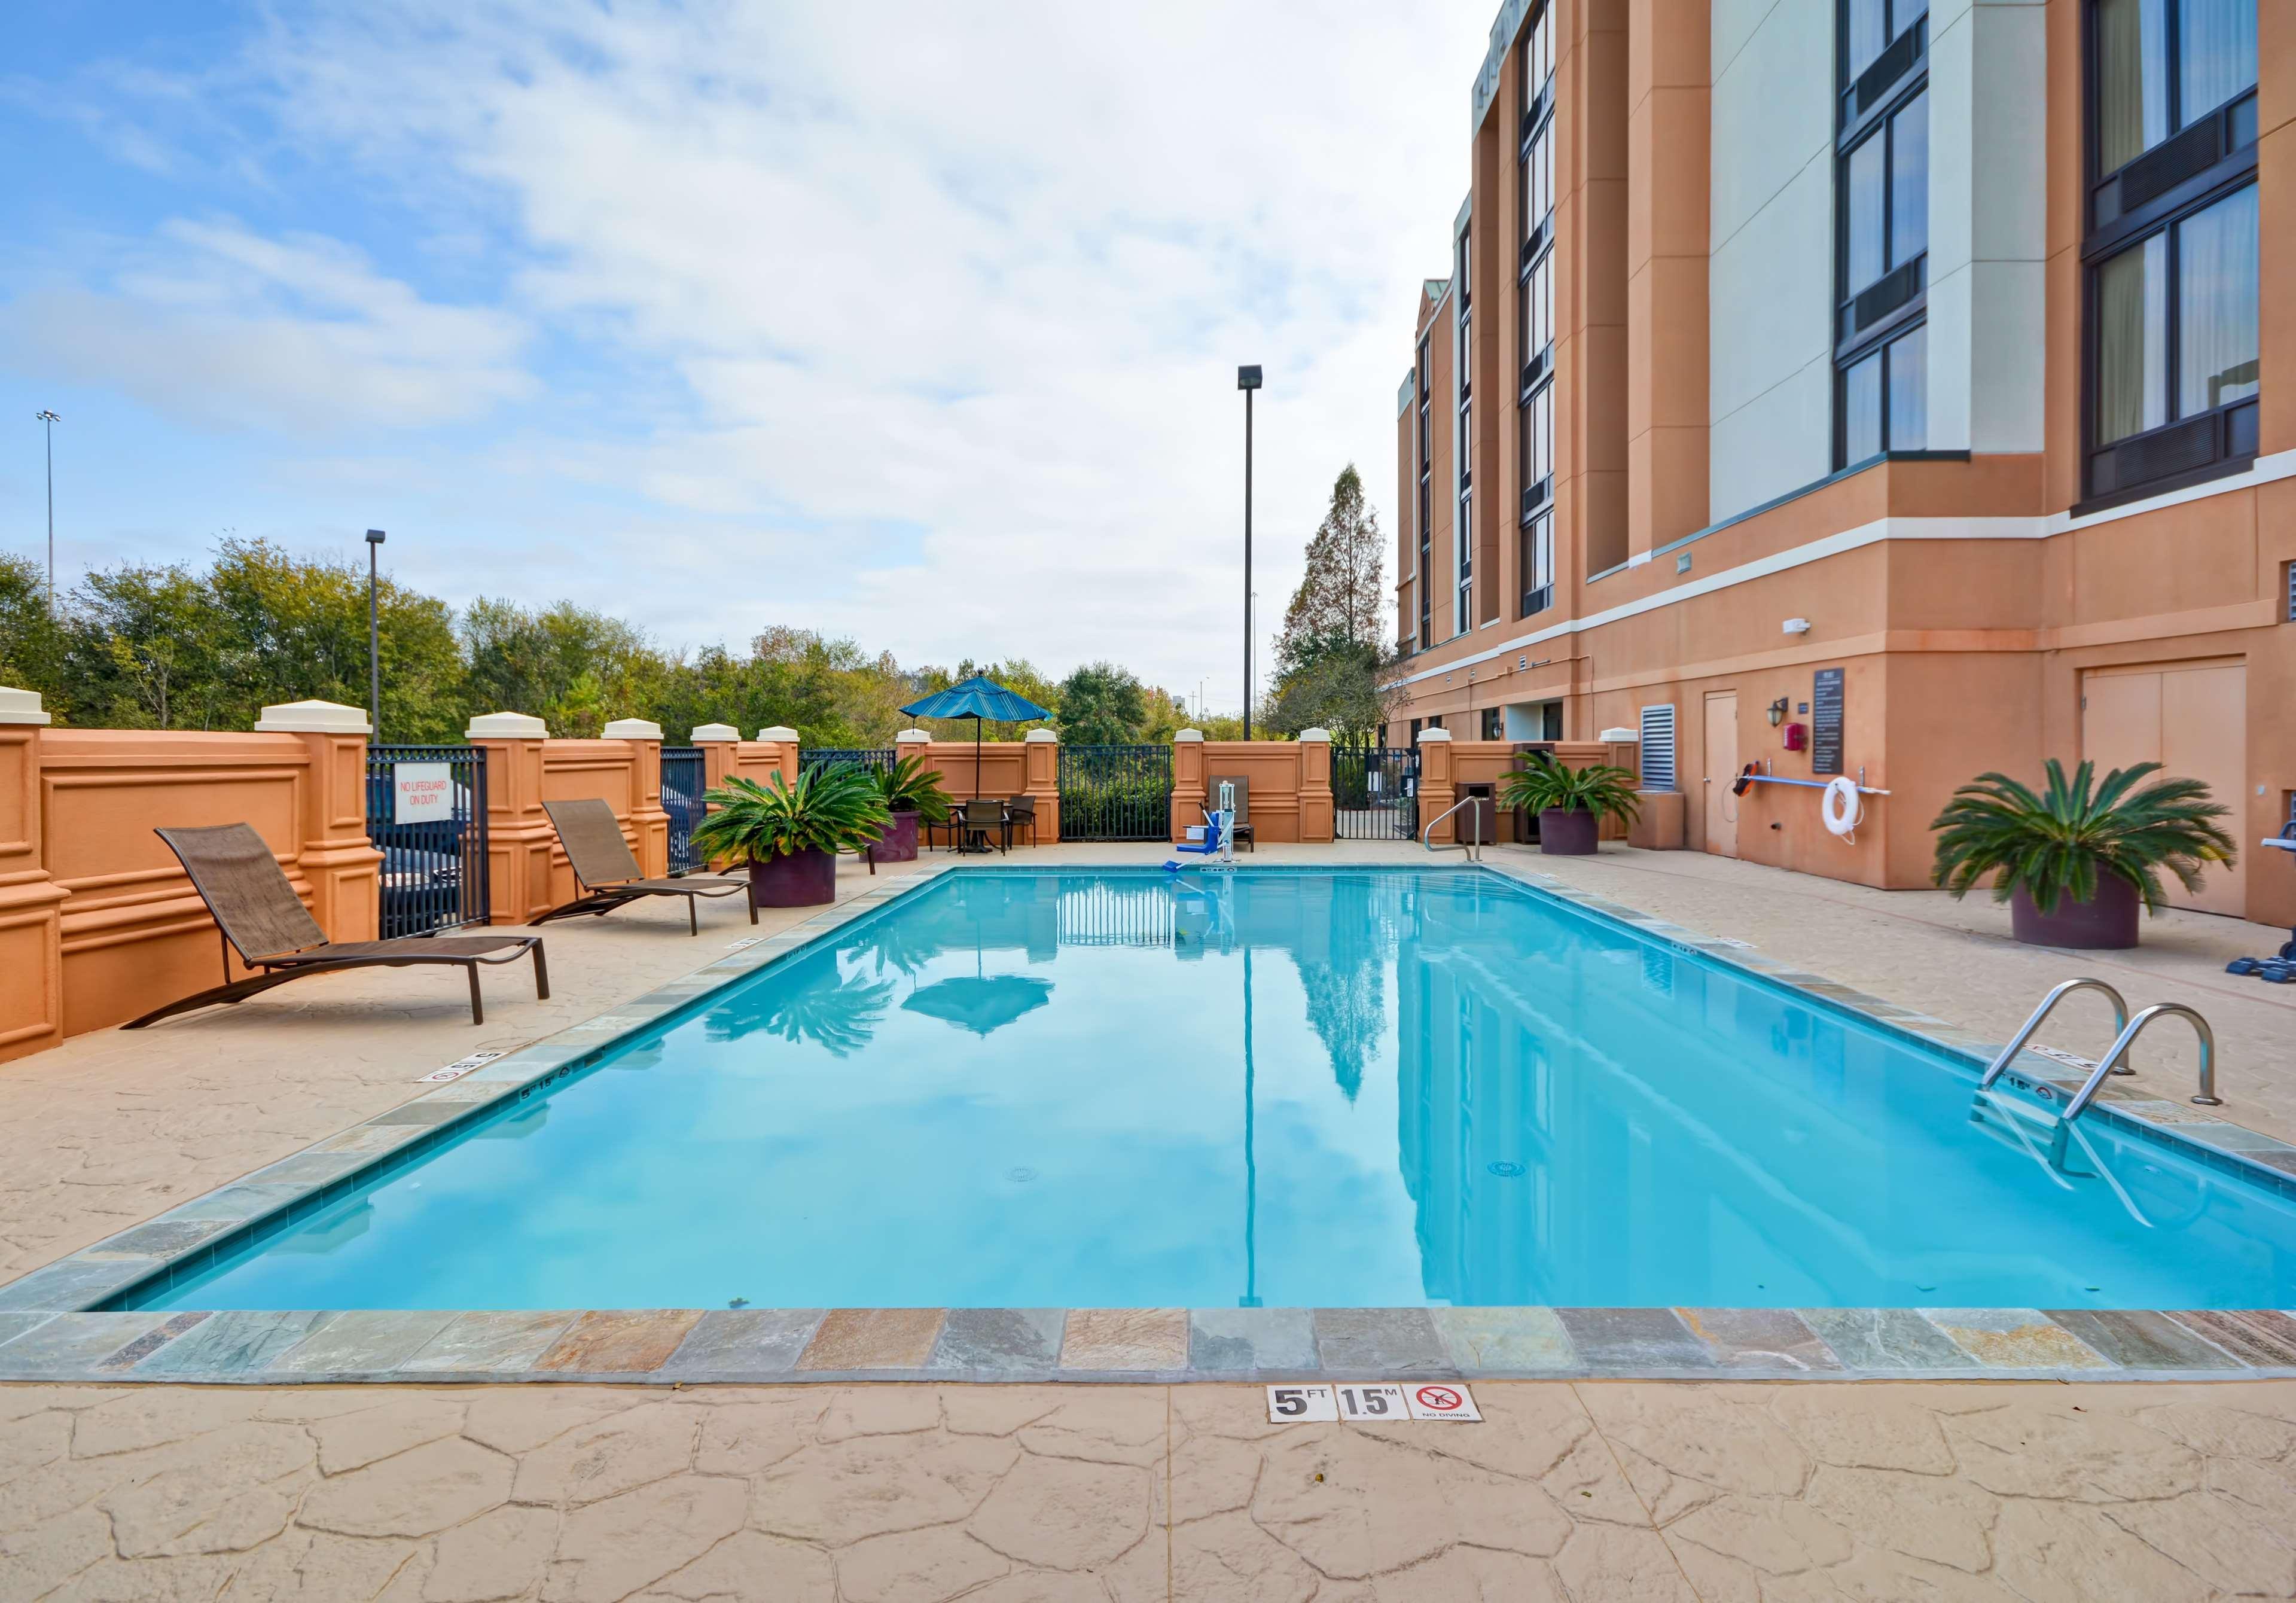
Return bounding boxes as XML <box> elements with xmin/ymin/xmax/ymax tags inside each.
<box><xmin>1391</xmin><ymin>0</ymin><xmax>2291</xmax><ymax>925</ymax></box>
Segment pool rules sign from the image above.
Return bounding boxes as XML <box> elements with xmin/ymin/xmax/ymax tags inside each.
<box><xmin>393</xmin><ymin>762</ymin><xmax>455</xmax><ymax>824</ymax></box>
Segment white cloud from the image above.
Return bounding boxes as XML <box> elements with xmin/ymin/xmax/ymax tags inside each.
<box><xmin>0</xmin><ymin>220</ymin><xmax>533</xmax><ymax>434</ymax></box>
<box><xmin>24</xmin><ymin>0</ymin><xmax>1490</xmax><ymax>699</ymax></box>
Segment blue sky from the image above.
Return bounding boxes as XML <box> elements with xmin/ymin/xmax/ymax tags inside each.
<box><xmin>3</xmin><ymin>1</ymin><xmax>1488</xmax><ymax>705</ymax></box>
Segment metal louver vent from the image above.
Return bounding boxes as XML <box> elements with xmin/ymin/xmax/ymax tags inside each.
<box><xmin>1639</xmin><ymin>705</ymin><xmax>1677</xmax><ymax>791</ymax></box>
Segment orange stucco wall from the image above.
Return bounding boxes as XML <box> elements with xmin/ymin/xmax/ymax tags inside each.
<box><xmin>1169</xmin><ymin>738</ymin><xmax>1333</xmax><ymax>845</ymax></box>
<box><xmin>0</xmin><ymin>723</ymin><xmax>382</xmax><ymax>1059</ymax></box>
<box><xmin>471</xmin><ymin>733</ymin><xmax>688</xmax><ymax>922</ymax></box>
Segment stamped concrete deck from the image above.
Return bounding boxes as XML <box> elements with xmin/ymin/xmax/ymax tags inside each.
<box><xmin>5</xmin><ymin>1378</ymin><xmax>2296</xmax><ymax>1601</ymax></box>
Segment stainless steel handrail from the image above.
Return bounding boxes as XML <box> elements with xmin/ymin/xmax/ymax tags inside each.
<box><xmin>1975</xmin><ymin>978</ymin><xmax>2131</xmax><ymax>1092</ymax></box>
<box><xmin>2061</xmin><ymin>1002</ymin><xmax>2219</xmax><ymax>1121</ymax></box>
<box><xmin>1421</xmin><ymin>796</ymin><xmax>1487</xmax><ymax>862</ymax></box>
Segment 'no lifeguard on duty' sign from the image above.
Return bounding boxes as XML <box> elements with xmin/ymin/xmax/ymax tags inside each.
<box><xmin>392</xmin><ymin>762</ymin><xmax>455</xmax><ymax>824</ymax></box>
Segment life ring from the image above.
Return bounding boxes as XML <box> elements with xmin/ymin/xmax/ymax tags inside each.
<box><xmin>1821</xmin><ymin>776</ymin><xmax>1862</xmax><ymax>837</ymax></box>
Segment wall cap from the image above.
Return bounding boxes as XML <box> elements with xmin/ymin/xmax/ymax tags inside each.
<box><xmin>1416</xmin><ymin>727</ymin><xmax>1454</xmax><ymax>743</ymax></box>
<box><xmin>1599</xmin><ymin>727</ymin><xmax>1637</xmax><ymax>742</ymax></box>
<box><xmin>468</xmin><ymin>711</ymin><xmax>549</xmax><ymax>740</ymax></box>
<box><xmin>1023</xmin><ymin>729</ymin><xmax>1059</xmax><ymax>743</ymax></box>
<box><xmin>1297</xmin><ymin>727</ymin><xmax>1333</xmax><ymax>742</ymax></box>
<box><xmin>255</xmin><ymin>698</ymin><xmax>370</xmax><ymax>735</ymax></box>
<box><xmin>1174</xmin><ymin>729</ymin><xmax>1205</xmax><ymax>742</ymax></box>
<box><xmin>0</xmin><ymin>686</ymin><xmax>51</xmax><ymax>726</ymax></box>
<box><xmin>689</xmin><ymin>723</ymin><xmax>741</xmax><ymax>743</ymax></box>
<box><xmin>894</xmin><ymin>729</ymin><xmax>932</xmax><ymax>744</ymax></box>
<box><xmin>602</xmin><ymin>718</ymin><xmax>665</xmax><ymax>741</ymax></box>
<box><xmin>756</xmin><ymin>726</ymin><xmax>800</xmax><ymax>743</ymax></box>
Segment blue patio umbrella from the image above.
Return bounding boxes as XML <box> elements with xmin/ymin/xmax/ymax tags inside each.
<box><xmin>898</xmin><ymin>673</ymin><xmax>1051</xmax><ymax>799</ymax></box>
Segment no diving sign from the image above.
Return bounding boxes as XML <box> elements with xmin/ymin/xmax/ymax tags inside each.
<box><xmin>1266</xmin><ymin>1382</ymin><xmax>1480</xmax><ymax>1424</ymax></box>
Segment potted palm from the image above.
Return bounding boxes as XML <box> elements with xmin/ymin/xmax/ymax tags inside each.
<box><xmin>690</xmin><ymin>767</ymin><xmax>891</xmax><ymax>908</ymax></box>
<box><xmin>1498</xmin><ymin>755</ymin><xmax>1642</xmax><ymax>855</ymax></box>
<box><xmin>1930</xmin><ymin>760</ymin><xmax>2234</xmax><ymax>949</ymax></box>
<box><xmin>869</xmin><ymin>755</ymin><xmax>952</xmax><ymax>863</ymax></box>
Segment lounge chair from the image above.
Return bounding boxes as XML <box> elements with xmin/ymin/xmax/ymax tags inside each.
<box><xmin>532</xmin><ymin>799</ymin><xmax>755</xmax><ymax>934</ymax></box>
<box><xmin>126</xmin><ymin>824</ymin><xmax>548</xmax><ymax>1029</ymax></box>
<box><xmin>1203</xmin><ymin>775</ymin><xmax>1256</xmax><ymax>852</ymax></box>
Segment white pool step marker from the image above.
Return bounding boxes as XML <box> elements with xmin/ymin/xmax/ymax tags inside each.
<box><xmin>416</xmin><ymin>1050</ymin><xmax>506</xmax><ymax>1084</ymax></box>
<box><xmin>1266</xmin><ymin>1382</ymin><xmax>1480</xmax><ymax>1424</ymax></box>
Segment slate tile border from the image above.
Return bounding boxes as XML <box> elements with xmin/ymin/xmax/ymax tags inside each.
<box><xmin>1</xmin><ymin>855</ymin><xmax>2292</xmax><ymax>1388</ymax></box>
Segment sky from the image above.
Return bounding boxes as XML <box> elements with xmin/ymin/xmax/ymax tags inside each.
<box><xmin>2</xmin><ymin>0</ymin><xmax>1492</xmax><ymax>712</ymax></box>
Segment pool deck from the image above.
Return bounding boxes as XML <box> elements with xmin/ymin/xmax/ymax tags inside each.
<box><xmin>5</xmin><ymin>841</ymin><xmax>2296</xmax><ymax>1598</ymax></box>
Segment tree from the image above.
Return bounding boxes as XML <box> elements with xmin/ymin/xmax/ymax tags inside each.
<box><xmin>1273</xmin><ymin>464</ymin><xmax>1385</xmax><ymax>682</ymax></box>
<box><xmin>1264</xmin><ymin>640</ymin><xmax>1407</xmax><ymax>742</ymax></box>
<box><xmin>0</xmin><ymin>553</ymin><xmax>68</xmax><ymax>715</ymax></box>
<box><xmin>1055</xmin><ymin>662</ymin><xmax>1149</xmax><ymax>745</ymax></box>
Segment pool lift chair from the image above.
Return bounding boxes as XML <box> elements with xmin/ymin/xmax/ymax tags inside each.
<box><xmin>1166</xmin><ymin>782</ymin><xmax>1238</xmax><ymax>870</ymax></box>
<box><xmin>2227</xmin><ymin>802</ymin><xmax>2296</xmax><ymax>982</ymax></box>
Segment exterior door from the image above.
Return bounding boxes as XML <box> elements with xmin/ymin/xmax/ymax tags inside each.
<box><xmin>1702</xmin><ymin>692</ymin><xmax>1739</xmax><ymax>858</ymax></box>
<box><xmin>2081</xmin><ymin>661</ymin><xmax>2246</xmax><ymax>916</ymax></box>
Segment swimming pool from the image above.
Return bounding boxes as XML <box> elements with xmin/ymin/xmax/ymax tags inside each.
<box><xmin>128</xmin><ymin>867</ymin><xmax>2296</xmax><ymax>1312</ymax></box>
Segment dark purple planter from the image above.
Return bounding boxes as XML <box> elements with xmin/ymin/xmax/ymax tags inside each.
<box><xmin>746</xmin><ymin>846</ymin><xmax>838</xmax><ymax>908</ymax></box>
<box><xmin>875</xmin><ymin>810</ymin><xmax>920</xmax><ymax>863</ymax></box>
<box><xmin>1538</xmin><ymin>807</ymin><xmax>1600</xmax><ymax>856</ymax></box>
<box><xmin>2010</xmin><ymin>876</ymin><xmax>2140</xmax><ymax>949</ymax></box>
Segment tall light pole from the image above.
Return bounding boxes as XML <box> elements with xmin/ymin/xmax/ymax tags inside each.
<box><xmin>33</xmin><ymin>411</ymin><xmax>59</xmax><ymax>611</ymax></box>
<box><xmin>1237</xmin><ymin>365</ymin><xmax>1261</xmax><ymax>739</ymax></box>
<box><xmin>364</xmin><ymin>529</ymin><xmax>386</xmax><ymax>738</ymax></box>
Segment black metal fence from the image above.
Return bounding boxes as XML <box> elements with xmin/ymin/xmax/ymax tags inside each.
<box><xmin>800</xmin><ymin>746</ymin><xmax>898</xmax><ymax>779</ymax></box>
<box><xmin>365</xmin><ymin>745</ymin><xmax>490</xmax><ymax>938</ymax></box>
<box><xmin>1333</xmin><ymin>745</ymin><xmax>1418</xmax><ymax>840</ymax></box>
<box><xmin>661</xmin><ymin>746</ymin><xmax>708</xmax><ymax>874</ymax></box>
<box><xmin>1059</xmin><ymin>744</ymin><xmax>1173</xmax><ymax>840</ymax></box>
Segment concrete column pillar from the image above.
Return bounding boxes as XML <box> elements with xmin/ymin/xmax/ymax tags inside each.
<box><xmin>1297</xmin><ymin>729</ymin><xmax>1335</xmax><ymax>843</ymax></box>
<box><xmin>603</xmin><ymin>717</ymin><xmax>670</xmax><ymax>876</ymax></box>
<box><xmin>1626</xmin><ymin>0</ymin><xmax>1710</xmax><ymax>557</ymax></box>
<box><xmin>255</xmin><ymin>699</ymin><xmax>383</xmax><ymax>941</ymax></box>
<box><xmin>1170</xmin><ymin>729</ymin><xmax>1207</xmax><ymax>843</ymax></box>
<box><xmin>468</xmin><ymin>711</ymin><xmax>552</xmax><ymax>925</ymax></box>
<box><xmin>0</xmin><ymin>687</ymin><xmax>66</xmax><ymax>1065</ymax></box>
<box><xmin>690</xmin><ymin>723</ymin><xmax>740</xmax><ymax>797</ymax></box>
<box><xmin>755</xmin><ymin>726</ymin><xmax>801</xmax><ymax>788</ymax></box>
<box><xmin>1417</xmin><ymin>727</ymin><xmax>1458</xmax><ymax>842</ymax></box>
<box><xmin>1022</xmin><ymin>729</ymin><xmax>1062</xmax><ymax>843</ymax></box>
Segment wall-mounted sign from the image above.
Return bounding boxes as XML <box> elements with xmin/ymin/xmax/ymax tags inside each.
<box><xmin>1811</xmin><ymin>668</ymin><xmax>1845</xmax><ymax>776</ymax></box>
<box><xmin>393</xmin><ymin>762</ymin><xmax>455</xmax><ymax>824</ymax></box>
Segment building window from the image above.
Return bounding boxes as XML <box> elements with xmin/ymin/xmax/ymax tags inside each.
<box><xmin>1520</xmin><ymin>4</ymin><xmax>1553</xmax><ymax>142</ymax></box>
<box><xmin>1519</xmin><ymin>251</ymin><xmax>1553</xmax><ymax>394</ymax></box>
<box><xmin>1481</xmin><ymin>708</ymin><xmax>1503</xmax><ymax>740</ymax></box>
<box><xmin>1457</xmin><ymin>222</ymin><xmax>1472</xmax><ymax>638</ymax></box>
<box><xmin>2083</xmin><ymin>0</ymin><xmax>2258</xmax><ymax>503</ymax></box>
<box><xmin>1834</xmin><ymin>0</ymin><xmax>1928</xmax><ymax>467</ymax></box>
<box><xmin>1416</xmin><ymin>333</ymin><xmax>1432</xmax><ymax>650</ymax></box>
<box><xmin>1520</xmin><ymin>511</ymin><xmax>1553</xmax><ymax>618</ymax></box>
<box><xmin>1519</xmin><ymin>383</ymin><xmax>1553</xmax><ymax>520</ymax></box>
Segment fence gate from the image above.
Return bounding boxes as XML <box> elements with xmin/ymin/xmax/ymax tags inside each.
<box><xmin>366</xmin><ymin>745</ymin><xmax>490</xmax><ymax>938</ymax></box>
<box><xmin>1333</xmin><ymin>745</ymin><xmax>1418</xmax><ymax>840</ymax></box>
<box><xmin>800</xmin><ymin>747</ymin><xmax>897</xmax><ymax>779</ymax></box>
<box><xmin>661</xmin><ymin>746</ymin><xmax>707</xmax><ymax>874</ymax></box>
<box><xmin>1059</xmin><ymin>744</ymin><xmax>1173</xmax><ymax>841</ymax></box>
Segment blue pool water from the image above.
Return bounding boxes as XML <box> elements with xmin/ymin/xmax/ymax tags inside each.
<box><xmin>137</xmin><ymin>868</ymin><xmax>2296</xmax><ymax>1311</ymax></box>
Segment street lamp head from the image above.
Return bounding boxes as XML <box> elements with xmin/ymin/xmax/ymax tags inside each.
<box><xmin>365</xmin><ymin>528</ymin><xmax>386</xmax><ymax>545</ymax></box>
<box><xmin>1236</xmin><ymin>365</ymin><xmax>1262</xmax><ymax>391</ymax></box>
<box><xmin>34</xmin><ymin>410</ymin><xmax>60</xmax><ymax>423</ymax></box>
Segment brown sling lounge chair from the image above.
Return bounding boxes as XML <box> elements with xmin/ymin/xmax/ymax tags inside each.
<box><xmin>126</xmin><ymin>824</ymin><xmax>547</xmax><ymax>1029</ymax></box>
<box><xmin>532</xmin><ymin>798</ymin><xmax>755</xmax><ymax>935</ymax></box>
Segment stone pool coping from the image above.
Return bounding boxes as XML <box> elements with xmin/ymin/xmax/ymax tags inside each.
<box><xmin>4</xmin><ymin>854</ymin><xmax>2294</xmax><ymax>1387</ymax></box>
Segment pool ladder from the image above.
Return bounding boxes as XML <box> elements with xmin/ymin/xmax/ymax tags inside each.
<box><xmin>1421</xmin><ymin>796</ymin><xmax>1487</xmax><ymax>862</ymax></box>
<box><xmin>1973</xmin><ymin>977</ymin><xmax>2219</xmax><ymax>1174</ymax></box>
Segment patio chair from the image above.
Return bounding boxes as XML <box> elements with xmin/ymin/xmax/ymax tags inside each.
<box><xmin>532</xmin><ymin>798</ymin><xmax>755</xmax><ymax>935</ymax></box>
<box><xmin>1203</xmin><ymin>775</ymin><xmax>1256</xmax><ymax>852</ymax></box>
<box><xmin>959</xmin><ymin>799</ymin><xmax>1010</xmax><ymax>855</ymax></box>
<box><xmin>1004</xmin><ymin>794</ymin><xmax>1038</xmax><ymax>847</ymax></box>
<box><xmin>125</xmin><ymin>824</ymin><xmax>548</xmax><ymax>1029</ymax></box>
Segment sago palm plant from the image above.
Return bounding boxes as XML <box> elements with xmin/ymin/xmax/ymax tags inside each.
<box><xmin>870</xmin><ymin>755</ymin><xmax>952</xmax><ymax>822</ymax></box>
<box><xmin>1929</xmin><ymin>759</ymin><xmax>2234</xmax><ymax>915</ymax></box>
<box><xmin>689</xmin><ymin>767</ymin><xmax>891</xmax><ymax>863</ymax></box>
<box><xmin>1499</xmin><ymin>755</ymin><xmax>1642</xmax><ymax>826</ymax></box>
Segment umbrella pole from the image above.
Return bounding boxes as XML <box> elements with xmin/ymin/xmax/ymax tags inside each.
<box><xmin>974</xmin><ymin>717</ymin><xmax>982</xmax><ymax>801</ymax></box>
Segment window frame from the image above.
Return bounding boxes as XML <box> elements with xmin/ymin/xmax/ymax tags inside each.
<box><xmin>1517</xmin><ymin>2</ymin><xmax>1557</xmax><ymax>623</ymax></box>
<box><xmin>1832</xmin><ymin>0</ymin><xmax>1929</xmax><ymax>469</ymax></box>
<box><xmin>2078</xmin><ymin>0</ymin><xmax>2260</xmax><ymax>508</ymax></box>
<box><xmin>1416</xmin><ymin>332</ymin><xmax>1433</xmax><ymax>650</ymax></box>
